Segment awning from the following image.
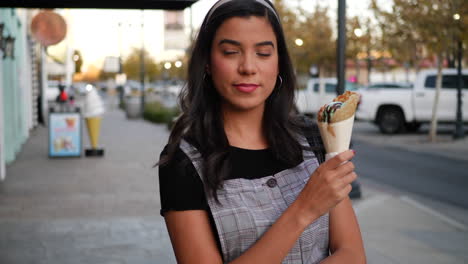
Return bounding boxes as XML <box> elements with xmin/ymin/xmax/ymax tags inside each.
<box><xmin>0</xmin><ymin>0</ymin><xmax>198</xmax><ymax>10</ymax></box>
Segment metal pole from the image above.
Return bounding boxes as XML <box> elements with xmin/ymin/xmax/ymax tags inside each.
<box><xmin>337</xmin><ymin>0</ymin><xmax>346</xmax><ymax>95</ymax></box>
<box><xmin>454</xmin><ymin>38</ymin><xmax>464</xmax><ymax>139</ymax></box>
<box><xmin>118</xmin><ymin>22</ymin><xmax>124</xmax><ymax>107</ymax></box>
<box><xmin>140</xmin><ymin>10</ymin><xmax>145</xmax><ymax>117</ymax></box>
<box><xmin>190</xmin><ymin>6</ymin><xmax>194</xmax><ymax>42</ymax></box>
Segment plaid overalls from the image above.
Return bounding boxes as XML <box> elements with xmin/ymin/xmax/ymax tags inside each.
<box><xmin>180</xmin><ymin>133</ymin><xmax>329</xmax><ymax>263</ymax></box>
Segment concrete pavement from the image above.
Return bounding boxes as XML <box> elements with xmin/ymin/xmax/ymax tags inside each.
<box><xmin>1</xmin><ymin>107</ymin><xmax>467</xmax><ymax>263</ymax></box>
<box><xmin>352</xmin><ymin>121</ymin><xmax>468</xmax><ymax>264</ymax></box>
<box><xmin>353</xmin><ymin>177</ymin><xmax>468</xmax><ymax>264</ymax></box>
<box><xmin>0</xmin><ymin>109</ymin><xmax>176</xmax><ymax>264</ymax></box>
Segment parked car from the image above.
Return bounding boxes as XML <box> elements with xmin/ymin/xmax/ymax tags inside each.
<box><xmin>356</xmin><ymin>69</ymin><xmax>468</xmax><ymax>134</ymax></box>
<box><xmin>296</xmin><ymin>78</ymin><xmax>359</xmax><ymax>116</ymax></box>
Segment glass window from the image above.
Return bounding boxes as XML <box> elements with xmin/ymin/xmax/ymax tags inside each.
<box><xmin>445</xmin><ymin>75</ymin><xmax>468</xmax><ymax>89</ymax></box>
<box><xmin>442</xmin><ymin>75</ymin><xmax>459</xmax><ymax>89</ymax></box>
<box><xmin>313</xmin><ymin>83</ymin><xmax>319</xmax><ymax>92</ymax></box>
<box><xmin>370</xmin><ymin>84</ymin><xmax>407</xmax><ymax>89</ymax></box>
<box><xmin>322</xmin><ymin>81</ymin><xmax>356</xmax><ymax>93</ymax></box>
<box><xmin>345</xmin><ymin>81</ymin><xmax>358</xmax><ymax>91</ymax></box>
<box><xmin>325</xmin><ymin>83</ymin><xmax>336</xmax><ymax>93</ymax></box>
<box><xmin>424</xmin><ymin>75</ymin><xmax>436</xmax><ymax>88</ymax></box>
<box><xmin>424</xmin><ymin>74</ymin><xmax>468</xmax><ymax>89</ymax></box>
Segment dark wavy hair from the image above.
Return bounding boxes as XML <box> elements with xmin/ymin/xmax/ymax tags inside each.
<box><xmin>159</xmin><ymin>0</ymin><xmax>308</xmax><ymax>200</ymax></box>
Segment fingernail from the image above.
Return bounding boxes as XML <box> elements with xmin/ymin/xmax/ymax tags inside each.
<box><xmin>352</xmin><ymin>149</ymin><xmax>356</xmax><ymax>155</ymax></box>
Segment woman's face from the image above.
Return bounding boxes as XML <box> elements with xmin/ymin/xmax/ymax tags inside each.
<box><xmin>209</xmin><ymin>16</ymin><xmax>279</xmax><ymax>113</ymax></box>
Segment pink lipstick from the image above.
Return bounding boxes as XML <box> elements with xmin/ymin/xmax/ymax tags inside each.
<box><xmin>234</xmin><ymin>83</ymin><xmax>259</xmax><ymax>93</ymax></box>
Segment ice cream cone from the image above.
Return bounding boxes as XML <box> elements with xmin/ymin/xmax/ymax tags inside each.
<box><xmin>318</xmin><ymin>115</ymin><xmax>355</xmax><ymax>160</ymax></box>
<box><xmin>85</xmin><ymin>116</ymin><xmax>101</xmax><ymax>149</ymax></box>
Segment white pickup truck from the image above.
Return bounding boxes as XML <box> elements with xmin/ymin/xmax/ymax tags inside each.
<box><xmin>356</xmin><ymin>68</ymin><xmax>468</xmax><ymax>134</ymax></box>
<box><xmin>296</xmin><ymin>78</ymin><xmax>359</xmax><ymax>116</ymax></box>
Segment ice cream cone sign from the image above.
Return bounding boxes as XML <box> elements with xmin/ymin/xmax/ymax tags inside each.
<box><xmin>83</xmin><ymin>85</ymin><xmax>105</xmax><ymax>156</ymax></box>
<box><xmin>317</xmin><ymin>91</ymin><xmax>360</xmax><ymax>160</ymax></box>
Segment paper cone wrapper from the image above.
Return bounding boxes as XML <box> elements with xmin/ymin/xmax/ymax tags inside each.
<box><xmin>86</xmin><ymin>116</ymin><xmax>102</xmax><ymax>149</ymax></box>
<box><xmin>318</xmin><ymin>115</ymin><xmax>355</xmax><ymax>160</ymax></box>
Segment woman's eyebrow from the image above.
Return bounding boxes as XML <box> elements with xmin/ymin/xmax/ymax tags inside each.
<box><xmin>219</xmin><ymin>39</ymin><xmax>241</xmax><ymax>46</ymax></box>
<box><xmin>218</xmin><ymin>39</ymin><xmax>275</xmax><ymax>48</ymax></box>
<box><xmin>255</xmin><ymin>41</ymin><xmax>274</xmax><ymax>48</ymax></box>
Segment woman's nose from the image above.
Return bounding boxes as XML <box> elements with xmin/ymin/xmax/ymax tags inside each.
<box><xmin>238</xmin><ymin>53</ymin><xmax>257</xmax><ymax>75</ymax></box>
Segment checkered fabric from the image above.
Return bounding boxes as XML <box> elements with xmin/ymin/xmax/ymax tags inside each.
<box><xmin>180</xmin><ymin>132</ymin><xmax>329</xmax><ymax>263</ymax></box>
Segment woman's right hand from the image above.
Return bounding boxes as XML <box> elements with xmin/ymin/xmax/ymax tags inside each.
<box><xmin>296</xmin><ymin>150</ymin><xmax>357</xmax><ymax>224</ymax></box>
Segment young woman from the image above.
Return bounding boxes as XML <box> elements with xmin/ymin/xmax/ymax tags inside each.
<box><xmin>158</xmin><ymin>0</ymin><xmax>365</xmax><ymax>263</ymax></box>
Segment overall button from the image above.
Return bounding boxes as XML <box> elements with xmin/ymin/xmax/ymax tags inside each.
<box><xmin>266</xmin><ymin>178</ymin><xmax>277</xmax><ymax>188</ymax></box>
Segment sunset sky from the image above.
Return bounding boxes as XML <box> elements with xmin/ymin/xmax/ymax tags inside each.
<box><xmin>65</xmin><ymin>0</ymin><xmax>379</xmax><ymax>71</ymax></box>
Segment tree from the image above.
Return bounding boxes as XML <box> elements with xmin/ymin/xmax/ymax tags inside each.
<box><xmin>274</xmin><ymin>0</ymin><xmax>301</xmax><ymax>67</ymax></box>
<box><xmin>122</xmin><ymin>48</ymin><xmax>160</xmax><ymax>82</ymax></box>
<box><xmin>274</xmin><ymin>0</ymin><xmax>335</xmax><ymax>78</ymax></box>
<box><xmin>298</xmin><ymin>5</ymin><xmax>336</xmax><ymax>77</ymax></box>
<box><xmin>371</xmin><ymin>0</ymin><xmax>468</xmax><ymax>142</ymax></box>
<box><xmin>371</xmin><ymin>1</ymin><xmax>424</xmax><ymax>74</ymax></box>
<box><xmin>347</xmin><ymin>16</ymin><xmax>375</xmax><ymax>84</ymax></box>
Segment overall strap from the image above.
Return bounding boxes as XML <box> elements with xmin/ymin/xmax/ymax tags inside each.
<box><xmin>299</xmin><ymin>115</ymin><xmax>326</xmax><ymax>164</ymax></box>
<box><xmin>295</xmin><ymin>132</ymin><xmax>318</xmax><ymax>161</ymax></box>
<box><xmin>179</xmin><ymin>139</ymin><xmax>205</xmax><ymax>182</ymax></box>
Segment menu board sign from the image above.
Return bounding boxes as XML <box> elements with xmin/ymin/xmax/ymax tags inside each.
<box><xmin>49</xmin><ymin>112</ymin><xmax>82</xmax><ymax>157</ymax></box>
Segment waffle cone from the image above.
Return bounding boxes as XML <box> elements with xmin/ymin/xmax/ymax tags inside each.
<box><xmin>318</xmin><ymin>115</ymin><xmax>355</xmax><ymax>155</ymax></box>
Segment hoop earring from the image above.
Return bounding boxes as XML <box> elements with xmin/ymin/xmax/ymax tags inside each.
<box><xmin>277</xmin><ymin>75</ymin><xmax>283</xmax><ymax>88</ymax></box>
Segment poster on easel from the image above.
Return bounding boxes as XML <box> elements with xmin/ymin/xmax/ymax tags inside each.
<box><xmin>49</xmin><ymin>112</ymin><xmax>82</xmax><ymax>157</ymax></box>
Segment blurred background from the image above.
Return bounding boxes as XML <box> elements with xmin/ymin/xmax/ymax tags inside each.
<box><xmin>0</xmin><ymin>0</ymin><xmax>467</xmax><ymax>263</ymax></box>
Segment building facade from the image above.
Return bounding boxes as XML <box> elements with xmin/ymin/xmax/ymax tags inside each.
<box><xmin>1</xmin><ymin>8</ymin><xmax>41</xmax><ymax>180</ymax></box>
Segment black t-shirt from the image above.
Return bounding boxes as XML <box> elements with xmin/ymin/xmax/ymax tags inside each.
<box><xmin>159</xmin><ymin>146</ymin><xmax>296</xmax><ymax>216</ymax></box>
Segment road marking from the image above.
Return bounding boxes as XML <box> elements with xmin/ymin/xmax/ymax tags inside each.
<box><xmin>353</xmin><ymin>194</ymin><xmax>391</xmax><ymax>214</ymax></box>
<box><xmin>400</xmin><ymin>196</ymin><xmax>468</xmax><ymax>231</ymax></box>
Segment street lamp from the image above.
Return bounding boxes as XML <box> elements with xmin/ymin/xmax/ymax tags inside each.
<box><xmin>337</xmin><ymin>0</ymin><xmax>346</xmax><ymax>95</ymax></box>
<box><xmin>353</xmin><ymin>28</ymin><xmax>363</xmax><ymax>83</ymax></box>
<box><xmin>140</xmin><ymin>10</ymin><xmax>145</xmax><ymax>117</ymax></box>
<box><xmin>453</xmin><ymin>12</ymin><xmax>464</xmax><ymax>139</ymax></box>
<box><xmin>354</xmin><ymin>28</ymin><xmax>363</xmax><ymax>38</ymax></box>
<box><xmin>295</xmin><ymin>38</ymin><xmax>304</xmax><ymax>47</ymax></box>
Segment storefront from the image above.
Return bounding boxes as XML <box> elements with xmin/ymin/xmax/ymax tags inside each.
<box><xmin>0</xmin><ymin>9</ymin><xmax>39</xmax><ymax>180</ymax></box>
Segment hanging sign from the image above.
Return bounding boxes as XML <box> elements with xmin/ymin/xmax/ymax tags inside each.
<box><xmin>31</xmin><ymin>11</ymin><xmax>67</xmax><ymax>46</ymax></box>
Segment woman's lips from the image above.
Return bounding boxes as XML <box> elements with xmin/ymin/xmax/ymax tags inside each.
<box><xmin>234</xmin><ymin>83</ymin><xmax>259</xmax><ymax>93</ymax></box>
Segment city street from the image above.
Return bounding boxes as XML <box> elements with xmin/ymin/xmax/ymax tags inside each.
<box><xmin>352</xmin><ymin>121</ymin><xmax>468</xmax><ymax>209</ymax></box>
<box><xmin>351</xmin><ymin>121</ymin><xmax>468</xmax><ymax>263</ymax></box>
<box><xmin>0</xmin><ymin>106</ymin><xmax>467</xmax><ymax>263</ymax></box>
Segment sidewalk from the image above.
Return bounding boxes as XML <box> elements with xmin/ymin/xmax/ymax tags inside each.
<box><xmin>0</xmin><ymin>109</ymin><xmax>176</xmax><ymax>264</ymax></box>
<box><xmin>0</xmin><ymin>109</ymin><xmax>467</xmax><ymax>263</ymax></box>
<box><xmin>353</xmin><ymin>178</ymin><xmax>468</xmax><ymax>264</ymax></box>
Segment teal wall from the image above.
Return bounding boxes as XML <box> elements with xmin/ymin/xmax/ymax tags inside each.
<box><xmin>1</xmin><ymin>8</ymin><xmax>28</xmax><ymax>164</ymax></box>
